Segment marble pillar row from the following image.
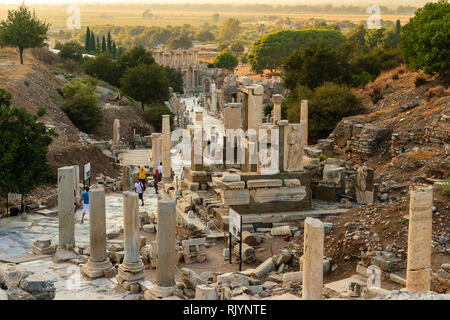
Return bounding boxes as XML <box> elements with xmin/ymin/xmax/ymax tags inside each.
<box><xmin>406</xmin><ymin>185</ymin><xmax>433</xmax><ymax>292</ymax></box>
<box><xmin>162</xmin><ymin>115</ymin><xmax>172</xmax><ymax>183</ymax></box>
<box><xmin>81</xmin><ymin>187</ymin><xmax>113</xmax><ymax>278</ymax></box>
<box><xmin>145</xmin><ymin>199</ymin><xmax>176</xmax><ymax>299</ymax></box>
<box><xmin>302</xmin><ymin>217</ymin><xmax>324</xmax><ymax>300</ymax></box>
<box><xmin>151</xmin><ymin>133</ymin><xmax>162</xmax><ymax>171</ymax></box>
<box><xmin>300</xmin><ymin>100</ymin><xmax>308</xmax><ymax>146</ymax></box>
<box><xmin>117</xmin><ymin>191</ymin><xmax>145</xmax><ymax>290</ymax></box>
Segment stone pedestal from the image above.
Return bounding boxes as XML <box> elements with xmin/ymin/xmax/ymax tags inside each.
<box><xmin>117</xmin><ymin>192</ymin><xmax>144</xmax><ymax>290</ymax></box>
<box><xmin>151</xmin><ymin>133</ymin><xmax>162</xmax><ymax>170</ymax></box>
<box><xmin>300</xmin><ymin>100</ymin><xmax>308</xmax><ymax>146</ymax></box>
<box><xmin>113</xmin><ymin>119</ymin><xmax>120</xmax><ymax>146</ymax></box>
<box><xmin>81</xmin><ymin>187</ymin><xmax>113</xmax><ymax>278</ymax></box>
<box><xmin>302</xmin><ymin>217</ymin><xmax>324</xmax><ymax>300</ymax></box>
<box><xmin>406</xmin><ymin>185</ymin><xmax>433</xmax><ymax>292</ymax></box>
<box><xmin>55</xmin><ymin>166</ymin><xmax>77</xmax><ymax>262</ymax></box>
<box><xmin>122</xmin><ymin>166</ymin><xmax>132</xmax><ymax>191</ymax></box>
<box><xmin>272</xmin><ymin>94</ymin><xmax>283</xmax><ymax>124</ymax></box>
<box><xmin>145</xmin><ymin>199</ymin><xmax>176</xmax><ymax>299</ymax></box>
<box><xmin>162</xmin><ymin>115</ymin><xmax>172</xmax><ymax>183</ymax></box>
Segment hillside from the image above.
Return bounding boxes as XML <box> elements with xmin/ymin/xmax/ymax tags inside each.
<box><xmin>311</xmin><ymin>66</ymin><xmax>450</xmax><ymax>292</ymax></box>
<box><xmin>0</xmin><ymin>48</ymin><xmax>153</xmax><ymax>198</ymax></box>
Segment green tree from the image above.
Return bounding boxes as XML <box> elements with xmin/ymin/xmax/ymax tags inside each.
<box><xmin>96</xmin><ymin>37</ymin><xmax>100</xmax><ymax>53</ymax></box>
<box><xmin>195</xmin><ymin>30</ymin><xmax>215</xmax><ymax>42</ymax></box>
<box><xmin>248</xmin><ymin>29</ymin><xmax>346</xmax><ymax>73</ymax></box>
<box><xmin>144</xmin><ymin>103</ymin><xmax>174</xmax><ymax>132</ymax></box>
<box><xmin>118</xmin><ymin>46</ymin><xmax>155</xmax><ymax>72</ymax></box>
<box><xmin>90</xmin><ymin>31</ymin><xmax>95</xmax><ymax>52</ymax></box>
<box><xmin>400</xmin><ymin>0</ymin><xmax>450</xmax><ymax>78</ymax></box>
<box><xmin>61</xmin><ymin>79</ymin><xmax>103</xmax><ymax>133</ymax></box>
<box><xmin>112</xmin><ymin>41</ymin><xmax>117</xmax><ymax>58</ymax></box>
<box><xmin>167</xmin><ymin>33</ymin><xmax>192</xmax><ymax>50</ymax></box>
<box><xmin>0</xmin><ymin>87</ymin><xmax>12</xmax><ymax>108</ymax></box>
<box><xmin>346</xmin><ymin>24</ymin><xmax>367</xmax><ymax>47</ymax></box>
<box><xmin>120</xmin><ymin>63</ymin><xmax>170</xmax><ymax>110</ymax></box>
<box><xmin>365</xmin><ymin>28</ymin><xmax>386</xmax><ymax>49</ymax></box>
<box><xmin>85</xmin><ymin>26</ymin><xmax>91</xmax><ymax>51</ymax></box>
<box><xmin>0</xmin><ymin>92</ymin><xmax>55</xmax><ymax>212</ymax></box>
<box><xmin>0</xmin><ymin>4</ymin><xmax>50</xmax><ymax>64</ymax></box>
<box><xmin>286</xmin><ymin>83</ymin><xmax>363</xmax><ymax>141</ymax></box>
<box><xmin>283</xmin><ymin>42</ymin><xmax>349</xmax><ymax>90</ymax></box>
<box><xmin>213</xmin><ymin>51</ymin><xmax>239</xmax><ymax>71</ymax></box>
<box><xmin>107</xmin><ymin>31</ymin><xmax>112</xmax><ymax>53</ymax></box>
<box><xmin>59</xmin><ymin>41</ymin><xmax>84</xmax><ymax>61</ymax></box>
<box><xmin>163</xmin><ymin>66</ymin><xmax>184</xmax><ymax>94</ymax></box>
<box><xmin>101</xmin><ymin>35</ymin><xmax>106</xmax><ymax>53</ymax></box>
<box><xmin>219</xmin><ymin>18</ymin><xmax>241</xmax><ymax>40</ymax></box>
<box><xmin>83</xmin><ymin>53</ymin><xmax>122</xmax><ymax>87</ymax></box>
<box><xmin>230</xmin><ymin>41</ymin><xmax>244</xmax><ymax>55</ymax></box>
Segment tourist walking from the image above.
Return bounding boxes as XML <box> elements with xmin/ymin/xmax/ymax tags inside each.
<box><xmin>134</xmin><ymin>178</ymin><xmax>145</xmax><ymax>206</ymax></box>
<box><xmin>138</xmin><ymin>167</ymin><xmax>147</xmax><ymax>191</ymax></box>
<box><xmin>80</xmin><ymin>187</ymin><xmax>89</xmax><ymax>224</ymax></box>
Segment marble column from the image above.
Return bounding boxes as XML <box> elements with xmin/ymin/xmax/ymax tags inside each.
<box><xmin>272</xmin><ymin>94</ymin><xmax>284</xmax><ymax>124</ymax></box>
<box><xmin>54</xmin><ymin>166</ymin><xmax>77</xmax><ymax>262</ymax></box>
<box><xmin>113</xmin><ymin>119</ymin><xmax>120</xmax><ymax>146</ymax></box>
<box><xmin>302</xmin><ymin>217</ymin><xmax>324</xmax><ymax>300</ymax></box>
<box><xmin>117</xmin><ymin>191</ymin><xmax>145</xmax><ymax>290</ymax></box>
<box><xmin>145</xmin><ymin>199</ymin><xmax>176</xmax><ymax>299</ymax></box>
<box><xmin>151</xmin><ymin>133</ymin><xmax>162</xmax><ymax>171</ymax></box>
<box><xmin>162</xmin><ymin>115</ymin><xmax>171</xmax><ymax>183</ymax></box>
<box><xmin>300</xmin><ymin>100</ymin><xmax>308</xmax><ymax>146</ymax></box>
<box><xmin>58</xmin><ymin>166</ymin><xmax>76</xmax><ymax>249</ymax></box>
<box><xmin>81</xmin><ymin>187</ymin><xmax>113</xmax><ymax>278</ymax></box>
<box><xmin>406</xmin><ymin>185</ymin><xmax>433</xmax><ymax>292</ymax></box>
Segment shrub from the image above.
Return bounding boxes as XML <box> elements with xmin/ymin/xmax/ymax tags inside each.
<box><xmin>31</xmin><ymin>47</ymin><xmax>60</xmax><ymax>65</ymax></box>
<box><xmin>144</xmin><ymin>103</ymin><xmax>174</xmax><ymax>131</ymax></box>
<box><xmin>61</xmin><ymin>79</ymin><xmax>103</xmax><ymax>133</ymax></box>
<box><xmin>213</xmin><ymin>51</ymin><xmax>238</xmax><ymax>71</ymax></box>
<box><xmin>36</xmin><ymin>107</ymin><xmax>46</xmax><ymax>117</ymax></box>
<box><xmin>350</xmin><ymin>71</ymin><xmax>376</xmax><ymax>88</ymax></box>
<box><xmin>0</xmin><ymin>87</ymin><xmax>12</xmax><ymax>107</ymax></box>
<box><xmin>286</xmin><ymin>83</ymin><xmax>363</xmax><ymax>142</ymax></box>
<box><xmin>263</xmin><ymin>104</ymin><xmax>273</xmax><ymax>117</ymax></box>
<box><xmin>83</xmin><ymin>53</ymin><xmax>122</xmax><ymax>88</ymax></box>
<box><xmin>58</xmin><ymin>41</ymin><xmax>84</xmax><ymax>61</ymax></box>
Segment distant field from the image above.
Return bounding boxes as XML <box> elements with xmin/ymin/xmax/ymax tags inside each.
<box><xmin>0</xmin><ymin>4</ymin><xmax>413</xmax><ymax>30</ymax></box>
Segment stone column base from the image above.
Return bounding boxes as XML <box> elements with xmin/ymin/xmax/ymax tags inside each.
<box><xmin>144</xmin><ymin>285</ymin><xmax>175</xmax><ymax>300</ymax></box>
<box><xmin>116</xmin><ymin>261</ymin><xmax>145</xmax><ymax>290</ymax></box>
<box><xmin>53</xmin><ymin>248</ymin><xmax>77</xmax><ymax>263</ymax></box>
<box><xmin>81</xmin><ymin>259</ymin><xmax>114</xmax><ymax>279</ymax></box>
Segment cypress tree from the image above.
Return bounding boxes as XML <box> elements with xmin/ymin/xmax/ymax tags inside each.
<box><xmin>107</xmin><ymin>31</ymin><xmax>112</xmax><ymax>53</ymax></box>
<box><xmin>112</xmin><ymin>41</ymin><xmax>117</xmax><ymax>57</ymax></box>
<box><xmin>90</xmin><ymin>31</ymin><xmax>95</xmax><ymax>52</ymax></box>
<box><xmin>85</xmin><ymin>27</ymin><xmax>91</xmax><ymax>51</ymax></box>
<box><xmin>101</xmin><ymin>36</ymin><xmax>106</xmax><ymax>53</ymax></box>
<box><xmin>395</xmin><ymin>19</ymin><xmax>401</xmax><ymax>36</ymax></box>
<box><xmin>96</xmin><ymin>37</ymin><xmax>100</xmax><ymax>53</ymax></box>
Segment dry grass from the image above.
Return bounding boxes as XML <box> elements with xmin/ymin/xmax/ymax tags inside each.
<box><xmin>408</xmin><ymin>151</ymin><xmax>436</xmax><ymax>160</ymax></box>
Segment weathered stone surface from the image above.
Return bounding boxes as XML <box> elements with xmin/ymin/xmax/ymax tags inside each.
<box><xmin>5</xmin><ymin>287</ymin><xmax>36</xmax><ymax>300</ymax></box>
<box><xmin>302</xmin><ymin>217</ymin><xmax>324</xmax><ymax>300</ymax></box>
<box><xmin>252</xmin><ymin>257</ymin><xmax>276</xmax><ymax>279</ymax></box>
<box><xmin>195</xmin><ymin>284</ymin><xmax>219</xmax><ymax>300</ymax></box>
<box><xmin>19</xmin><ymin>274</ymin><xmax>56</xmax><ymax>300</ymax></box>
<box><xmin>0</xmin><ymin>264</ymin><xmax>32</xmax><ymax>289</ymax></box>
<box><xmin>283</xmin><ymin>271</ymin><xmax>303</xmax><ymax>285</ymax></box>
<box><xmin>181</xmin><ymin>268</ymin><xmax>206</xmax><ymax>289</ymax></box>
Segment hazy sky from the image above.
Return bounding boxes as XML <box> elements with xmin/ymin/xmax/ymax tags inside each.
<box><xmin>0</xmin><ymin>0</ymin><xmax>433</xmax><ymax>5</ymax></box>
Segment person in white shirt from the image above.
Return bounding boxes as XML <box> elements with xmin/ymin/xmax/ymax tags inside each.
<box><xmin>157</xmin><ymin>162</ymin><xmax>163</xmax><ymax>177</ymax></box>
<box><xmin>134</xmin><ymin>178</ymin><xmax>145</xmax><ymax>206</ymax></box>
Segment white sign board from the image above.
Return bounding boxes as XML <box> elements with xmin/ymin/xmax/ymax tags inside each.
<box><xmin>84</xmin><ymin>162</ymin><xmax>91</xmax><ymax>181</ymax></box>
<box><xmin>229</xmin><ymin>208</ymin><xmax>241</xmax><ymax>240</ymax></box>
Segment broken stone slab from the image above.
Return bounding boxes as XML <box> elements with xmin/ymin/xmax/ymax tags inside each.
<box><xmin>275</xmin><ymin>249</ymin><xmax>292</xmax><ymax>266</ymax></box>
<box><xmin>5</xmin><ymin>287</ymin><xmax>36</xmax><ymax>300</ymax></box>
<box><xmin>0</xmin><ymin>289</ymin><xmax>7</xmax><ymax>300</ymax></box>
<box><xmin>142</xmin><ymin>224</ymin><xmax>156</xmax><ymax>233</ymax></box>
<box><xmin>282</xmin><ymin>271</ymin><xmax>303</xmax><ymax>285</ymax></box>
<box><xmin>35</xmin><ymin>208</ymin><xmax>58</xmax><ymax>216</ymax></box>
<box><xmin>19</xmin><ymin>274</ymin><xmax>56</xmax><ymax>300</ymax></box>
<box><xmin>195</xmin><ymin>284</ymin><xmax>219</xmax><ymax>300</ymax></box>
<box><xmin>181</xmin><ymin>268</ymin><xmax>207</xmax><ymax>289</ymax></box>
<box><xmin>0</xmin><ymin>264</ymin><xmax>32</xmax><ymax>288</ymax></box>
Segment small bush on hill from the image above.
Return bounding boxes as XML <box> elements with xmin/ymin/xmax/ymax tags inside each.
<box><xmin>144</xmin><ymin>103</ymin><xmax>174</xmax><ymax>132</ymax></box>
<box><xmin>61</xmin><ymin>78</ymin><xmax>103</xmax><ymax>133</ymax></box>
